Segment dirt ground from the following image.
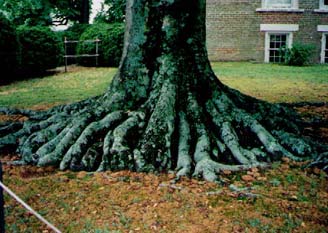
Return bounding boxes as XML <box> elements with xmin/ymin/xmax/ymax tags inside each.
<box><xmin>0</xmin><ymin>105</ymin><xmax>327</xmax><ymax>232</ymax></box>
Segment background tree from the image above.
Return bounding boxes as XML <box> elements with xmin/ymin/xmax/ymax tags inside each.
<box><xmin>94</xmin><ymin>0</ymin><xmax>125</xmax><ymax>23</ymax></box>
<box><xmin>0</xmin><ymin>0</ymin><xmax>327</xmax><ymax>181</ymax></box>
<box><xmin>53</xmin><ymin>0</ymin><xmax>91</xmax><ymax>24</ymax></box>
<box><xmin>0</xmin><ymin>0</ymin><xmax>91</xmax><ymax>26</ymax></box>
<box><xmin>0</xmin><ymin>0</ymin><xmax>52</xmax><ymax>26</ymax></box>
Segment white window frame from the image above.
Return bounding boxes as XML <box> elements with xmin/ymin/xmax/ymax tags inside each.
<box><xmin>319</xmin><ymin>0</ymin><xmax>328</xmax><ymax>10</ymax></box>
<box><xmin>261</xmin><ymin>24</ymin><xmax>298</xmax><ymax>63</ymax></box>
<box><xmin>264</xmin><ymin>32</ymin><xmax>292</xmax><ymax>63</ymax></box>
<box><xmin>318</xmin><ymin>25</ymin><xmax>328</xmax><ymax>63</ymax></box>
<box><xmin>321</xmin><ymin>33</ymin><xmax>328</xmax><ymax>63</ymax></box>
<box><xmin>261</xmin><ymin>0</ymin><xmax>298</xmax><ymax>9</ymax></box>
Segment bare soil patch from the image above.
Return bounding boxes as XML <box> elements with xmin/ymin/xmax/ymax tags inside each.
<box><xmin>0</xmin><ymin>114</ymin><xmax>28</xmax><ymax>122</ymax></box>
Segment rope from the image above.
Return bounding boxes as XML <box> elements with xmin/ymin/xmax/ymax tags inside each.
<box><xmin>0</xmin><ymin>181</ymin><xmax>62</xmax><ymax>233</ymax></box>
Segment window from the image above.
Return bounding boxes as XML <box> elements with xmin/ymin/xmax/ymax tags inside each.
<box><xmin>257</xmin><ymin>0</ymin><xmax>303</xmax><ymax>12</ymax></box>
<box><xmin>261</xmin><ymin>24</ymin><xmax>298</xmax><ymax>63</ymax></box>
<box><xmin>319</xmin><ymin>0</ymin><xmax>328</xmax><ymax>10</ymax></box>
<box><xmin>266</xmin><ymin>0</ymin><xmax>292</xmax><ymax>8</ymax></box>
<box><xmin>262</xmin><ymin>0</ymin><xmax>298</xmax><ymax>9</ymax></box>
<box><xmin>268</xmin><ymin>34</ymin><xmax>288</xmax><ymax>63</ymax></box>
<box><xmin>318</xmin><ymin>25</ymin><xmax>328</xmax><ymax>63</ymax></box>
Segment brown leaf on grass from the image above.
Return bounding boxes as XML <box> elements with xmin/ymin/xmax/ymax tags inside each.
<box><xmin>241</xmin><ymin>175</ymin><xmax>254</xmax><ymax>182</ymax></box>
<box><xmin>1</xmin><ymin>112</ymin><xmax>328</xmax><ymax>233</ymax></box>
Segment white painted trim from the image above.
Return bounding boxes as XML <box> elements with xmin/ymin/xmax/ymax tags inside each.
<box><xmin>320</xmin><ymin>33</ymin><xmax>327</xmax><ymax>63</ymax></box>
<box><xmin>264</xmin><ymin>33</ymin><xmax>270</xmax><ymax>63</ymax></box>
<box><xmin>256</xmin><ymin>8</ymin><xmax>304</xmax><ymax>12</ymax></box>
<box><xmin>264</xmin><ymin>32</ymin><xmax>293</xmax><ymax>63</ymax></box>
<box><xmin>319</xmin><ymin>0</ymin><xmax>328</xmax><ymax>10</ymax></box>
<box><xmin>317</xmin><ymin>25</ymin><xmax>328</xmax><ymax>32</ymax></box>
<box><xmin>260</xmin><ymin>24</ymin><xmax>299</xmax><ymax>32</ymax></box>
<box><xmin>313</xmin><ymin>9</ymin><xmax>328</xmax><ymax>13</ymax></box>
<box><xmin>288</xmin><ymin>33</ymin><xmax>293</xmax><ymax>48</ymax></box>
<box><xmin>285</xmin><ymin>32</ymin><xmax>293</xmax><ymax>60</ymax></box>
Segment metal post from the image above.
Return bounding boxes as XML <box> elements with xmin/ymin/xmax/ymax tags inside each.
<box><xmin>64</xmin><ymin>37</ymin><xmax>68</xmax><ymax>72</ymax></box>
<box><xmin>95</xmin><ymin>38</ymin><xmax>99</xmax><ymax>67</ymax></box>
<box><xmin>0</xmin><ymin>161</ymin><xmax>5</xmax><ymax>233</ymax></box>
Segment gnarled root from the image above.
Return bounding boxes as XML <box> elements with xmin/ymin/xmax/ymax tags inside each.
<box><xmin>0</xmin><ymin>75</ymin><xmax>326</xmax><ymax>181</ymax></box>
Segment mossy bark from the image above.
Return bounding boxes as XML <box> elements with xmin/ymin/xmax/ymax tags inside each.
<box><xmin>0</xmin><ymin>0</ymin><xmax>327</xmax><ymax>180</ymax></box>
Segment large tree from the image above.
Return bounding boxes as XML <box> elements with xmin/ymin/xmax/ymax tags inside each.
<box><xmin>0</xmin><ymin>0</ymin><xmax>327</xmax><ymax>181</ymax></box>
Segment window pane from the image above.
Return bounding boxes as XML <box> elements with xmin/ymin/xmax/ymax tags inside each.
<box><xmin>268</xmin><ymin>0</ymin><xmax>292</xmax><ymax>7</ymax></box>
<box><xmin>268</xmin><ymin>33</ymin><xmax>288</xmax><ymax>63</ymax></box>
<box><xmin>270</xmin><ymin>42</ymin><xmax>275</xmax><ymax>49</ymax></box>
<box><xmin>272</xmin><ymin>50</ymin><xmax>278</xmax><ymax>57</ymax></box>
<box><xmin>271</xmin><ymin>0</ymin><xmax>292</xmax><ymax>4</ymax></box>
<box><xmin>324</xmin><ymin>0</ymin><xmax>328</xmax><ymax>6</ymax></box>
<box><xmin>270</xmin><ymin>35</ymin><xmax>277</xmax><ymax>41</ymax></box>
<box><xmin>281</xmin><ymin>0</ymin><xmax>292</xmax><ymax>3</ymax></box>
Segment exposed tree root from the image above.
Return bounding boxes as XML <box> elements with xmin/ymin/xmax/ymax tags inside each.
<box><xmin>1</xmin><ymin>73</ymin><xmax>326</xmax><ymax>181</ymax></box>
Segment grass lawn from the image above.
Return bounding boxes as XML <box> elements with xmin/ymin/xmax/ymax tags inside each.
<box><xmin>0</xmin><ymin>62</ymin><xmax>327</xmax><ymax>109</ymax></box>
<box><xmin>213</xmin><ymin>62</ymin><xmax>328</xmax><ymax>103</ymax></box>
<box><xmin>0</xmin><ymin>66</ymin><xmax>116</xmax><ymax>109</ymax></box>
<box><xmin>0</xmin><ymin>62</ymin><xmax>327</xmax><ymax>232</ymax></box>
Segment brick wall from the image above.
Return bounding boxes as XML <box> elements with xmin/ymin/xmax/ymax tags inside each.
<box><xmin>206</xmin><ymin>0</ymin><xmax>328</xmax><ymax>63</ymax></box>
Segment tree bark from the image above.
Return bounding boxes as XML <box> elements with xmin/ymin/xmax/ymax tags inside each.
<box><xmin>79</xmin><ymin>0</ymin><xmax>90</xmax><ymax>24</ymax></box>
<box><xmin>0</xmin><ymin>0</ymin><xmax>327</xmax><ymax>180</ymax></box>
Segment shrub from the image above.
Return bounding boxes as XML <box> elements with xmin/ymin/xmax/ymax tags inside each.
<box><xmin>17</xmin><ymin>25</ymin><xmax>63</xmax><ymax>76</ymax></box>
<box><xmin>77</xmin><ymin>23</ymin><xmax>124</xmax><ymax>67</ymax></box>
<box><xmin>280</xmin><ymin>43</ymin><xmax>315</xmax><ymax>66</ymax></box>
<box><xmin>0</xmin><ymin>13</ymin><xmax>19</xmax><ymax>84</ymax></box>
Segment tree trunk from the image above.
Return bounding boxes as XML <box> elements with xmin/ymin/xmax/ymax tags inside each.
<box><xmin>79</xmin><ymin>0</ymin><xmax>90</xmax><ymax>24</ymax></box>
<box><xmin>0</xmin><ymin>0</ymin><xmax>327</xmax><ymax>181</ymax></box>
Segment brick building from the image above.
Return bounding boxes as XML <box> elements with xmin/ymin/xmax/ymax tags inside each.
<box><xmin>206</xmin><ymin>0</ymin><xmax>328</xmax><ymax>63</ymax></box>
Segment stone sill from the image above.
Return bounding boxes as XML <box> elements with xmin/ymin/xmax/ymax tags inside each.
<box><xmin>256</xmin><ymin>8</ymin><xmax>304</xmax><ymax>13</ymax></box>
<box><xmin>314</xmin><ymin>9</ymin><xmax>328</xmax><ymax>13</ymax></box>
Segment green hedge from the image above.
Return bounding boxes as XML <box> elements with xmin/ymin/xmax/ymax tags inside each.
<box><xmin>17</xmin><ymin>25</ymin><xmax>63</xmax><ymax>75</ymax></box>
<box><xmin>0</xmin><ymin>13</ymin><xmax>19</xmax><ymax>84</ymax></box>
<box><xmin>77</xmin><ymin>23</ymin><xmax>124</xmax><ymax>67</ymax></box>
